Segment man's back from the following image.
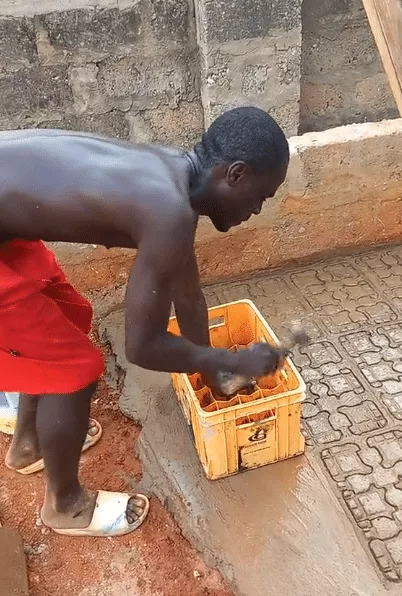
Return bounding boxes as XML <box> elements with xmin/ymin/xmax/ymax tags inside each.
<box><xmin>0</xmin><ymin>129</ymin><xmax>190</xmax><ymax>247</ymax></box>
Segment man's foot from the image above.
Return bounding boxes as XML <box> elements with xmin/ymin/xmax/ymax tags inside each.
<box><xmin>5</xmin><ymin>419</ymin><xmax>101</xmax><ymax>473</ymax></box>
<box><xmin>41</xmin><ymin>488</ymin><xmax>149</xmax><ymax>535</ymax></box>
<box><xmin>5</xmin><ymin>433</ymin><xmax>41</xmax><ymax>470</ymax></box>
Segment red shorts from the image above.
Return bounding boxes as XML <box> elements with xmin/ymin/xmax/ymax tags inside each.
<box><xmin>0</xmin><ymin>239</ymin><xmax>104</xmax><ymax>395</ymax></box>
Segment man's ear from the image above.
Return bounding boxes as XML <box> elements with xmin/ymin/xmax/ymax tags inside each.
<box><xmin>227</xmin><ymin>161</ymin><xmax>246</xmax><ymax>186</ymax></box>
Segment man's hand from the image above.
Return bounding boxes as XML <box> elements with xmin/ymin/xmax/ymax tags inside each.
<box><xmin>204</xmin><ymin>342</ymin><xmax>287</xmax><ymax>397</ymax></box>
<box><xmin>205</xmin><ymin>371</ymin><xmax>256</xmax><ymax>397</ymax></box>
<box><xmin>125</xmin><ymin>208</ymin><xmax>291</xmax><ymax>378</ymax></box>
<box><xmin>235</xmin><ymin>342</ymin><xmax>287</xmax><ymax>378</ymax></box>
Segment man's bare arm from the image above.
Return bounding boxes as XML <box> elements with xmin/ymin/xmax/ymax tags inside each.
<box><xmin>172</xmin><ymin>250</ymin><xmax>210</xmax><ymax>347</ymax></box>
<box><xmin>124</xmin><ymin>212</ymin><xmax>232</xmax><ymax>375</ymax></box>
<box><xmin>172</xmin><ymin>251</ymin><xmax>255</xmax><ymax>392</ymax></box>
<box><xmin>125</xmin><ymin>210</ymin><xmax>285</xmax><ymax>378</ymax></box>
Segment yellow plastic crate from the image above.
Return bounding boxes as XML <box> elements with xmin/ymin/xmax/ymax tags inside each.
<box><xmin>168</xmin><ymin>299</ymin><xmax>306</xmax><ymax>480</ymax></box>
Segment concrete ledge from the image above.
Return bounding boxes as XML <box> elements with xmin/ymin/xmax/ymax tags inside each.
<box><xmin>50</xmin><ymin>242</ymin><xmax>134</xmax><ymax>292</ymax></box>
<box><xmin>195</xmin><ymin>118</ymin><xmax>402</xmax><ymax>280</ymax></box>
<box><xmin>53</xmin><ymin>119</ymin><xmax>402</xmax><ymax>291</ymax></box>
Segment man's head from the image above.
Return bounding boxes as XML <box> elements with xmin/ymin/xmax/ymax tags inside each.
<box><xmin>191</xmin><ymin>106</ymin><xmax>289</xmax><ymax>232</ymax></box>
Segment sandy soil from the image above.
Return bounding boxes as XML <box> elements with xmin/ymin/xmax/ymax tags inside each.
<box><xmin>0</xmin><ymin>377</ymin><xmax>233</xmax><ymax>596</ymax></box>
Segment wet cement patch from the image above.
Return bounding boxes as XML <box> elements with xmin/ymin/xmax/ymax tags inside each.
<box><xmin>102</xmin><ymin>245</ymin><xmax>402</xmax><ymax>596</ymax></box>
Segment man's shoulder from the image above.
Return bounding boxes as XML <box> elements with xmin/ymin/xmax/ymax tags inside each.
<box><xmin>142</xmin><ymin>145</ymin><xmax>189</xmax><ymax>191</ymax></box>
<box><xmin>136</xmin><ymin>148</ymin><xmax>194</xmax><ymax>228</ymax></box>
<box><xmin>139</xmin><ymin>183</ymin><xmax>196</xmax><ymax>252</ymax></box>
<box><xmin>148</xmin><ymin>196</ymin><xmax>195</xmax><ymax>234</ymax></box>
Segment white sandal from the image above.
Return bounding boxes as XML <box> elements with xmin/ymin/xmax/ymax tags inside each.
<box><xmin>51</xmin><ymin>490</ymin><xmax>150</xmax><ymax>537</ymax></box>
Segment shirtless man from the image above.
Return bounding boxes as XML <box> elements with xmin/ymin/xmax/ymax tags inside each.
<box><xmin>0</xmin><ymin>106</ymin><xmax>289</xmax><ymax>537</ymax></box>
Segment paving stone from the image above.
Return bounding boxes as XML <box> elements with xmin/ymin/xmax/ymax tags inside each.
<box><xmin>104</xmin><ymin>245</ymin><xmax>402</xmax><ymax>591</ymax></box>
<box><xmin>207</xmin><ymin>247</ymin><xmax>402</xmax><ymax>583</ymax></box>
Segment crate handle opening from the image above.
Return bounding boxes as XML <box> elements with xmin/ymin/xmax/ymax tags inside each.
<box><xmin>252</xmin><ymin>412</ymin><xmax>277</xmax><ymax>425</ymax></box>
<box><xmin>236</xmin><ymin>409</ymin><xmax>277</xmax><ymax>429</ymax></box>
<box><xmin>209</xmin><ymin>315</ymin><xmax>226</xmax><ymax>328</ymax></box>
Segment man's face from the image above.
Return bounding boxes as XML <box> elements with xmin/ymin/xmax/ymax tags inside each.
<box><xmin>207</xmin><ymin>162</ymin><xmax>287</xmax><ymax>233</ymax></box>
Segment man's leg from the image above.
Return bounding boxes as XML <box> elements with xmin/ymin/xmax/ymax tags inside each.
<box><xmin>37</xmin><ymin>383</ymin><xmax>146</xmax><ymax>530</ymax></box>
<box><xmin>5</xmin><ymin>395</ymin><xmax>40</xmax><ymax>470</ymax></box>
<box><xmin>5</xmin><ymin>395</ymin><xmax>99</xmax><ymax>472</ymax></box>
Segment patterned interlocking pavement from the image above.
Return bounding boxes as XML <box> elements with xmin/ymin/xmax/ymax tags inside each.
<box><xmin>204</xmin><ymin>245</ymin><xmax>402</xmax><ymax>583</ymax></box>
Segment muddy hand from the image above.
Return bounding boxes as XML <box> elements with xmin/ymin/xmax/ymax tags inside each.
<box><xmin>212</xmin><ymin>371</ymin><xmax>257</xmax><ymax>397</ymax></box>
<box><xmin>212</xmin><ymin>327</ymin><xmax>309</xmax><ymax>398</ymax></box>
<box><xmin>209</xmin><ymin>342</ymin><xmax>284</xmax><ymax>398</ymax></box>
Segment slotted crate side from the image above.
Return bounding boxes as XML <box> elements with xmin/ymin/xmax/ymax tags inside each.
<box><xmin>202</xmin><ymin>394</ymin><xmax>304</xmax><ymax>479</ymax></box>
<box><xmin>172</xmin><ymin>361</ymin><xmax>305</xmax><ymax>479</ymax></box>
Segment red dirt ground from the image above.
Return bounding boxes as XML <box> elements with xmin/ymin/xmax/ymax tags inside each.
<box><xmin>0</xmin><ymin>377</ymin><xmax>233</xmax><ymax>596</ymax></box>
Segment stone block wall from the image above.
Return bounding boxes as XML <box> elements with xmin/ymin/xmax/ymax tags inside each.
<box><xmin>0</xmin><ymin>0</ymin><xmax>204</xmax><ymax>146</ymax></box>
<box><xmin>195</xmin><ymin>0</ymin><xmax>302</xmax><ymax>135</ymax></box>
<box><xmin>0</xmin><ymin>0</ymin><xmax>398</xmax><ymax>143</ymax></box>
<box><xmin>299</xmin><ymin>0</ymin><xmax>399</xmax><ymax>133</ymax></box>
<box><xmin>1</xmin><ymin>0</ymin><xmax>401</xmax><ymax>301</ymax></box>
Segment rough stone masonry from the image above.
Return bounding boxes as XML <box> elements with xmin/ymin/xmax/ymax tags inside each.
<box><xmin>0</xmin><ymin>1</ymin><xmax>400</xmax><ymax>308</ymax></box>
<box><xmin>0</xmin><ymin>0</ymin><xmax>398</xmax><ymax>143</ymax></box>
<box><xmin>0</xmin><ymin>0</ymin><xmax>204</xmax><ymax>145</ymax></box>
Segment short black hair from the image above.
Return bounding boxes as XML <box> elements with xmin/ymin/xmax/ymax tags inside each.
<box><xmin>194</xmin><ymin>106</ymin><xmax>289</xmax><ymax>173</ymax></box>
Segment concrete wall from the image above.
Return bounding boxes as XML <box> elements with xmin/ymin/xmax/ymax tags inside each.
<box><xmin>299</xmin><ymin>0</ymin><xmax>399</xmax><ymax>133</ymax></box>
<box><xmin>0</xmin><ymin>1</ymin><xmax>401</xmax><ymax>306</ymax></box>
<box><xmin>0</xmin><ymin>0</ymin><xmax>398</xmax><ymax>142</ymax></box>
<box><xmin>0</xmin><ymin>0</ymin><xmax>204</xmax><ymax>146</ymax></box>
<box><xmin>196</xmin><ymin>0</ymin><xmax>302</xmax><ymax>134</ymax></box>
<box><xmin>52</xmin><ymin>119</ymin><xmax>402</xmax><ymax>303</ymax></box>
